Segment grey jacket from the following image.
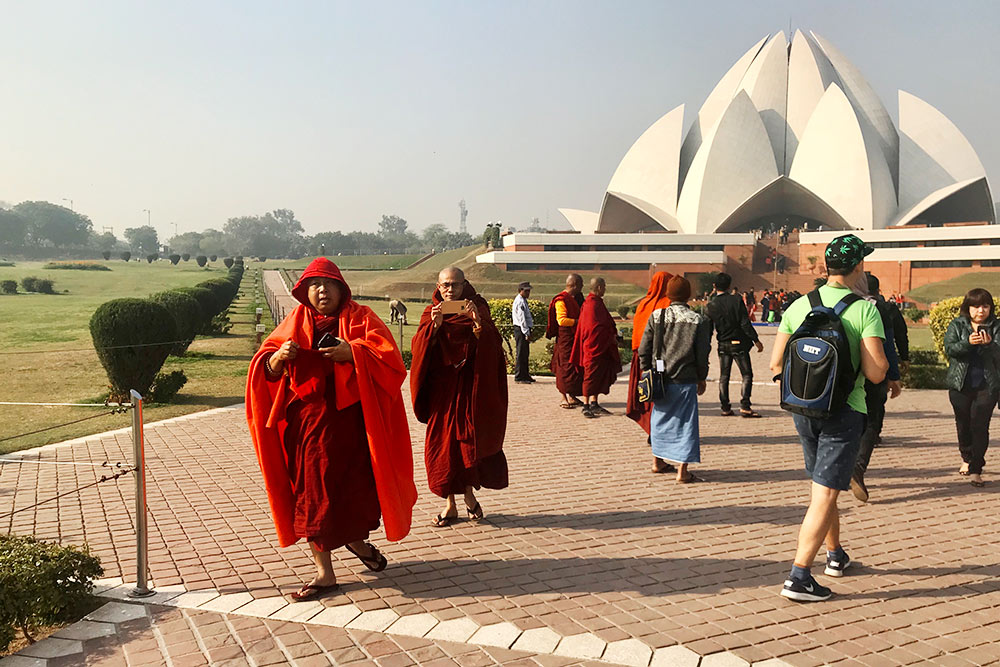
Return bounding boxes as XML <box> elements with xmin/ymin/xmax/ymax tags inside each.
<box><xmin>638</xmin><ymin>304</ymin><xmax>712</xmax><ymax>384</ymax></box>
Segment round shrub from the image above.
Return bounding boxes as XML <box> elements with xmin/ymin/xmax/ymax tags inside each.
<box><xmin>101</xmin><ymin>251</ymin><xmax>111</xmax><ymax>260</ymax></box>
<box><xmin>151</xmin><ymin>290</ymin><xmax>204</xmax><ymax>354</ymax></box>
<box><xmin>120</xmin><ymin>251</ymin><xmax>131</xmax><ymax>262</ymax></box>
<box><xmin>176</xmin><ymin>286</ymin><xmax>219</xmax><ymax>325</ymax></box>
<box><xmin>0</xmin><ymin>534</ymin><xmax>103</xmax><ymax>650</ymax></box>
<box><xmin>169</xmin><ymin>254</ymin><xmax>181</xmax><ymax>265</ymax></box>
<box><xmin>20</xmin><ymin>276</ymin><xmax>39</xmax><ymax>292</ymax></box>
<box><xmin>224</xmin><ymin>257</ymin><xmax>234</xmax><ymax>269</ymax></box>
<box><xmin>1</xmin><ymin>280</ymin><xmax>17</xmax><ymax>294</ymax></box>
<box><xmin>148</xmin><ymin>370</ymin><xmax>187</xmax><ymax>403</ymax></box>
<box><xmin>181</xmin><ymin>253</ymin><xmax>190</xmax><ymax>262</ymax></box>
<box><xmin>145</xmin><ymin>253</ymin><xmax>158</xmax><ymax>263</ymax></box>
<box><xmin>198</xmin><ymin>278</ymin><xmax>238</xmax><ymax>313</ymax></box>
<box><xmin>196</xmin><ymin>255</ymin><xmax>208</xmax><ymax>267</ymax></box>
<box><xmin>209</xmin><ymin>254</ymin><xmax>218</xmax><ymax>262</ymax></box>
<box><xmin>36</xmin><ymin>279</ymin><xmax>55</xmax><ymax>294</ymax></box>
<box><xmin>89</xmin><ymin>298</ymin><xmax>177</xmax><ymax>401</ymax></box>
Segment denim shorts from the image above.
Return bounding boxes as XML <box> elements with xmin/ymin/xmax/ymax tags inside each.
<box><xmin>792</xmin><ymin>408</ymin><xmax>865</xmax><ymax>490</ymax></box>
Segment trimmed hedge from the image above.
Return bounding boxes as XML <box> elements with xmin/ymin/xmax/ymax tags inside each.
<box><xmin>102</xmin><ymin>250</ymin><xmax>111</xmax><ymax>260</ymax></box>
<box><xmin>149</xmin><ymin>370</ymin><xmax>187</xmax><ymax>403</ymax></box>
<box><xmin>119</xmin><ymin>251</ymin><xmax>131</xmax><ymax>262</ymax></box>
<box><xmin>175</xmin><ymin>287</ymin><xmax>218</xmax><ymax>330</ymax></box>
<box><xmin>151</xmin><ymin>290</ymin><xmax>204</xmax><ymax>354</ymax></box>
<box><xmin>0</xmin><ymin>534</ymin><xmax>103</xmax><ymax>650</ymax></box>
<box><xmin>929</xmin><ymin>296</ymin><xmax>1000</xmax><ymax>361</ymax></box>
<box><xmin>89</xmin><ymin>298</ymin><xmax>177</xmax><ymax>401</ymax></box>
<box><xmin>145</xmin><ymin>253</ymin><xmax>158</xmax><ymax>263</ymax></box>
<box><xmin>1</xmin><ymin>280</ymin><xmax>16</xmax><ymax>294</ymax></box>
<box><xmin>43</xmin><ymin>262</ymin><xmax>110</xmax><ymax>271</ymax></box>
<box><xmin>169</xmin><ymin>254</ymin><xmax>181</xmax><ymax>265</ymax></box>
<box><xmin>181</xmin><ymin>253</ymin><xmax>190</xmax><ymax>262</ymax></box>
<box><xmin>488</xmin><ymin>298</ymin><xmax>547</xmax><ymax>355</ymax></box>
<box><xmin>20</xmin><ymin>276</ymin><xmax>38</xmax><ymax>292</ymax></box>
<box><xmin>196</xmin><ymin>255</ymin><xmax>207</xmax><ymax>267</ymax></box>
<box><xmin>224</xmin><ymin>257</ymin><xmax>234</xmax><ymax>268</ymax></box>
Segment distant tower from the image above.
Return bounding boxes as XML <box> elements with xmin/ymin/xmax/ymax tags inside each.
<box><xmin>458</xmin><ymin>199</ymin><xmax>468</xmax><ymax>235</ymax></box>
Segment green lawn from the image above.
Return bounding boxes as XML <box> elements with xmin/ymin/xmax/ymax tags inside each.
<box><xmin>0</xmin><ymin>260</ymin><xmax>268</xmax><ymax>454</ymax></box>
<box><xmin>907</xmin><ymin>272</ymin><xmax>1000</xmax><ymax>305</ymax></box>
<box><xmin>258</xmin><ymin>254</ymin><xmax>422</xmax><ymax>270</ymax></box>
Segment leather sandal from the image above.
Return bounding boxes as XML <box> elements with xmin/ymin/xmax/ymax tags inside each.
<box><xmin>290</xmin><ymin>582</ymin><xmax>340</xmax><ymax>602</ymax></box>
<box><xmin>345</xmin><ymin>542</ymin><xmax>388</xmax><ymax>572</ymax></box>
<box><xmin>466</xmin><ymin>501</ymin><xmax>484</xmax><ymax>521</ymax></box>
<box><xmin>740</xmin><ymin>409</ymin><xmax>762</xmax><ymax>418</ymax></box>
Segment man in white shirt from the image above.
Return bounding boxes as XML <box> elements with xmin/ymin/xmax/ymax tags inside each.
<box><xmin>512</xmin><ymin>281</ymin><xmax>534</xmax><ymax>384</ymax></box>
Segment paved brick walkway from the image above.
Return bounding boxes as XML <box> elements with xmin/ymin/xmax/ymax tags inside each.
<box><xmin>3</xmin><ymin>330</ymin><xmax>1000</xmax><ymax>666</ymax></box>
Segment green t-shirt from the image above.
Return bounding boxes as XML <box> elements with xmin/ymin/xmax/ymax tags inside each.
<box><xmin>778</xmin><ymin>283</ymin><xmax>885</xmax><ymax>414</ymax></box>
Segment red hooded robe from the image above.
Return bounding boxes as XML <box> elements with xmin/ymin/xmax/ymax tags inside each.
<box><xmin>571</xmin><ymin>293</ymin><xmax>622</xmax><ymax>396</ymax></box>
<box><xmin>246</xmin><ymin>258</ymin><xmax>416</xmax><ymax>549</ymax></box>
<box><xmin>545</xmin><ymin>291</ymin><xmax>583</xmax><ymax>396</ymax></box>
<box><xmin>626</xmin><ymin>272</ymin><xmax>672</xmax><ymax>432</ymax></box>
<box><xmin>410</xmin><ymin>281</ymin><xmax>509</xmax><ymax>498</ymax></box>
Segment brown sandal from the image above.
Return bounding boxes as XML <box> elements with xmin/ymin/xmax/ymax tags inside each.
<box><xmin>677</xmin><ymin>473</ymin><xmax>703</xmax><ymax>484</ymax></box>
<box><xmin>345</xmin><ymin>542</ymin><xmax>388</xmax><ymax>572</ymax></box>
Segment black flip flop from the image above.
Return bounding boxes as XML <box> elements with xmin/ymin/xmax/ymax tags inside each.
<box><xmin>677</xmin><ymin>473</ymin><xmax>703</xmax><ymax>484</ymax></box>
<box><xmin>432</xmin><ymin>513</ymin><xmax>458</xmax><ymax>528</ymax></box>
<box><xmin>970</xmin><ymin>479</ymin><xmax>986</xmax><ymax>488</ymax></box>
<box><xmin>466</xmin><ymin>501</ymin><xmax>484</xmax><ymax>521</ymax></box>
<box><xmin>345</xmin><ymin>542</ymin><xmax>388</xmax><ymax>572</ymax></box>
<box><xmin>290</xmin><ymin>583</ymin><xmax>340</xmax><ymax>602</ymax></box>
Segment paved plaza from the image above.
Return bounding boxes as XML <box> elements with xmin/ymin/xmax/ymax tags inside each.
<box><xmin>2</xmin><ymin>329</ymin><xmax>1000</xmax><ymax>666</ymax></box>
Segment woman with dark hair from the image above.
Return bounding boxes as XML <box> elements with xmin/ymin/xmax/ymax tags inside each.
<box><xmin>943</xmin><ymin>288</ymin><xmax>1000</xmax><ymax>487</ymax></box>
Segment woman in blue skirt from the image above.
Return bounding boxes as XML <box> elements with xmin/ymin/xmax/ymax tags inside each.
<box><xmin>637</xmin><ymin>276</ymin><xmax>712</xmax><ymax>483</ymax></box>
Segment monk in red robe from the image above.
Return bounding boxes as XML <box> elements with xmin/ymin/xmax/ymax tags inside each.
<box><xmin>571</xmin><ymin>277</ymin><xmax>622</xmax><ymax>418</ymax></box>
<box><xmin>626</xmin><ymin>271</ymin><xmax>676</xmax><ymax>473</ymax></box>
<box><xmin>246</xmin><ymin>258</ymin><xmax>416</xmax><ymax>602</ymax></box>
<box><xmin>411</xmin><ymin>267</ymin><xmax>509</xmax><ymax>527</ymax></box>
<box><xmin>546</xmin><ymin>273</ymin><xmax>584</xmax><ymax>408</ymax></box>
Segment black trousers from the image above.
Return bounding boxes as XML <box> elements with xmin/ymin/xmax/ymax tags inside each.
<box><xmin>718</xmin><ymin>349</ymin><xmax>753</xmax><ymax>411</ymax></box>
<box><xmin>855</xmin><ymin>380</ymin><xmax>888</xmax><ymax>474</ymax></box>
<box><xmin>513</xmin><ymin>328</ymin><xmax>531</xmax><ymax>381</ymax></box>
<box><xmin>948</xmin><ymin>387</ymin><xmax>998</xmax><ymax>475</ymax></box>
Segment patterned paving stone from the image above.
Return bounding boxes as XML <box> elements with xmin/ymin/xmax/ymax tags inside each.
<box><xmin>5</xmin><ymin>328</ymin><xmax>1000</xmax><ymax>665</ymax></box>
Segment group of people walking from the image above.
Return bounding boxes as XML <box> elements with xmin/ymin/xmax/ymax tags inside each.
<box><xmin>245</xmin><ymin>234</ymin><xmax>994</xmax><ymax>605</ymax></box>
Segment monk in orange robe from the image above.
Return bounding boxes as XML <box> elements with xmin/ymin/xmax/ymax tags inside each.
<box><xmin>546</xmin><ymin>273</ymin><xmax>585</xmax><ymax>408</ymax></box>
<box><xmin>626</xmin><ymin>271</ymin><xmax>675</xmax><ymax>473</ymax></box>
<box><xmin>246</xmin><ymin>258</ymin><xmax>416</xmax><ymax>602</ymax></box>
<box><xmin>571</xmin><ymin>277</ymin><xmax>622</xmax><ymax>418</ymax></box>
<box><xmin>411</xmin><ymin>267</ymin><xmax>509</xmax><ymax>527</ymax></box>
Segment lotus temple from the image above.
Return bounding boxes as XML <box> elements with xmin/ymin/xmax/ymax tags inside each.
<box><xmin>476</xmin><ymin>30</ymin><xmax>997</xmax><ymax>296</ymax></box>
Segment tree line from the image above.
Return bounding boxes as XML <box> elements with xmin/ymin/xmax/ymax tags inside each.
<box><xmin>0</xmin><ymin>201</ymin><xmax>477</xmax><ymax>258</ymax></box>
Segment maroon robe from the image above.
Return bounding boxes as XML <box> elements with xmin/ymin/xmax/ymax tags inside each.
<box><xmin>571</xmin><ymin>293</ymin><xmax>622</xmax><ymax>396</ymax></box>
<box><xmin>411</xmin><ymin>282</ymin><xmax>509</xmax><ymax>498</ymax></box>
<box><xmin>546</xmin><ymin>291</ymin><xmax>583</xmax><ymax>396</ymax></box>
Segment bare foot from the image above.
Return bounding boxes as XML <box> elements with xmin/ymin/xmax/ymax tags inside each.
<box><xmin>960</xmin><ymin>463</ymin><xmax>970</xmax><ymax>475</ymax></box>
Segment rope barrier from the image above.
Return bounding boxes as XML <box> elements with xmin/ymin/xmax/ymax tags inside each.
<box><xmin>0</xmin><ymin>401</ymin><xmax>132</xmax><ymax>407</ymax></box>
<box><xmin>0</xmin><ymin>465</ymin><xmax>135</xmax><ymax>520</ymax></box>
<box><xmin>0</xmin><ymin>339</ymin><xmax>197</xmax><ymax>355</ymax></box>
<box><xmin>0</xmin><ymin>408</ymin><xmax>129</xmax><ymax>444</ymax></box>
<box><xmin>0</xmin><ymin>459</ymin><xmax>130</xmax><ymax>468</ymax></box>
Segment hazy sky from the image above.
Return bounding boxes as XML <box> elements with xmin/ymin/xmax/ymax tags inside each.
<box><xmin>2</xmin><ymin>0</ymin><xmax>998</xmax><ymax>239</ymax></box>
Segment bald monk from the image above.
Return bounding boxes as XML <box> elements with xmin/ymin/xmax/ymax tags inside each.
<box><xmin>626</xmin><ymin>271</ymin><xmax>676</xmax><ymax>473</ymax></box>
<box><xmin>247</xmin><ymin>257</ymin><xmax>416</xmax><ymax>602</ymax></box>
<box><xmin>572</xmin><ymin>277</ymin><xmax>623</xmax><ymax>418</ymax></box>
<box><xmin>546</xmin><ymin>273</ymin><xmax>585</xmax><ymax>408</ymax></box>
<box><xmin>411</xmin><ymin>267</ymin><xmax>509</xmax><ymax>526</ymax></box>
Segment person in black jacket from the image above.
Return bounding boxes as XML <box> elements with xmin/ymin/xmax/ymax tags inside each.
<box><xmin>706</xmin><ymin>273</ymin><xmax>764</xmax><ymax>417</ymax></box>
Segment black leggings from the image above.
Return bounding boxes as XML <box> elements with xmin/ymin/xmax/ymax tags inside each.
<box><xmin>948</xmin><ymin>388</ymin><xmax>998</xmax><ymax>475</ymax></box>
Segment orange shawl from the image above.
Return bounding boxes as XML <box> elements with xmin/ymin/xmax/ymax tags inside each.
<box><xmin>246</xmin><ymin>299</ymin><xmax>416</xmax><ymax>547</ymax></box>
<box><xmin>631</xmin><ymin>271</ymin><xmax>673</xmax><ymax>350</ymax></box>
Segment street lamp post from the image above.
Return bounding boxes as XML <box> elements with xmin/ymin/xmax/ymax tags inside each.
<box><xmin>142</xmin><ymin>209</ymin><xmax>151</xmax><ymax>228</ymax></box>
<box><xmin>62</xmin><ymin>198</ymin><xmax>74</xmax><ymax>211</ymax></box>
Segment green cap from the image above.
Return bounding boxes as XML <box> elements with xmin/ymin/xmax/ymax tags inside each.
<box><xmin>825</xmin><ymin>234</ymin><xmax>874</xmax><ymax>270</ymax></box>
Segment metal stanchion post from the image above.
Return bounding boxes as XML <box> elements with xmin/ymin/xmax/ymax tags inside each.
<box><xmin>398</xmin><ymin>319</ymin><xmax>404</xmax><ymax>347</ymax></box>
<box><xmin>128</xmin><ymin>389</ymin><xmax>154</xmax><ymax>598</ymax></box>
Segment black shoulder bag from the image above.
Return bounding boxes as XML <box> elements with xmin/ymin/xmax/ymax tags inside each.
<box><xmin>637</xmin><ymin>310</ymin><xmax>666</xmax><ymax>403</ymax></box>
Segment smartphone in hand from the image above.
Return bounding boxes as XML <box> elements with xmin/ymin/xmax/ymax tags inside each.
<box><xmin>314</xmin><ymin>332</ymin><xmax>341</xmax><ymax>349</ymax></box>
<box><xmin>440</xmin><ymin>300</ymin><xmax>469</xmax><ymax>315</ymax></box>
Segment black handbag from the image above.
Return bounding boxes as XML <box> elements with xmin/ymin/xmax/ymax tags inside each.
<box><xmin>637</xmin><ymin>310</ymin><xmax>666</xmax><ymax>403</ymax></box>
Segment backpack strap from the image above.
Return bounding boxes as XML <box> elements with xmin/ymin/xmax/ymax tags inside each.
<box><xmin>807</xmin><ymin>289</ymin><xmax>823</xmax><ymax>310</ymax></box>
<box><xmin>833</xmin><ymin>293</ymin><xmax>861</xmax><ymax>316</ymax></box>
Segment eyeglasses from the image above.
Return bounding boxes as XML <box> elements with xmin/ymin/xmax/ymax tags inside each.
<box><xmin>438</xmin><ymin>281</ymin><xmax>464</xmax><ymax>289</ymax></box>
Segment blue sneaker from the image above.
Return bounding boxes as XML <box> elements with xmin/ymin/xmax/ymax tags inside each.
<box><xmin>824</xmin><ymin>551</ymin><xmax>851</xmax><ymax>577</ymax></box>
<box><xmin>780</xmin><ymin>576</ymin><xmax>832</xmax><ymax>602</ymax></box>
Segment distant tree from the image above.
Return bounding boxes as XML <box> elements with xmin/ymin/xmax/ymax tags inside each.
<box><xmin>198</xmin><ymin>229</ymin><xmax>228</xmax><ymax>256</ymax></box>
<box><xmin>14</xmin><ymin>201</ymin><xmax>93</xmax><ymax>247</ymax></box>
<box><xmin>169</xmin><ymin>231</ymin><xmax>204</xmax><ymax>255</ymax></box>
<box><xmin>92</xmin><ymin>231</ymin><xmax>118</xmax><ymax>252</ymax></box>
<box><xmin>0</xmin><ymin>209</ymin><xmax>28</xmax><ymax>249</ymax></box>
<box><xmin>223</xmin><ymin>209</ymin><xmax>304</xmax><ymax>258</ymax></box>
<box><xmin>124</xmin><ymin>226</ymin><xmax>159</xmax><ymax>255</ymax></box>
<box><xmin>378</xmin><ymin>215</ymin><xmax>409</xmax><ymax>237</ymax></box>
